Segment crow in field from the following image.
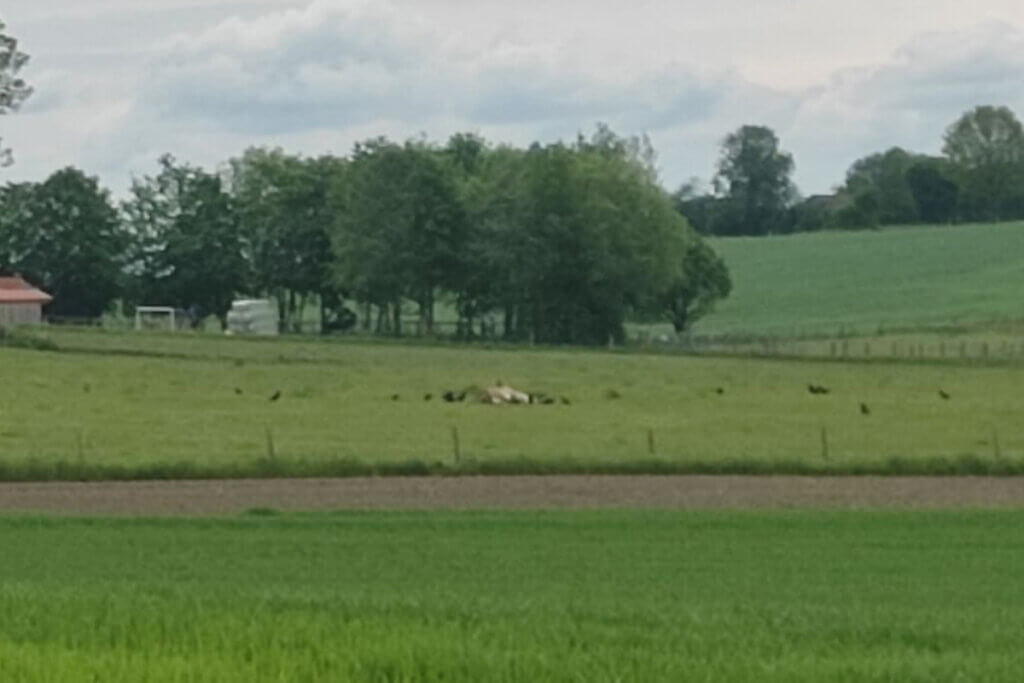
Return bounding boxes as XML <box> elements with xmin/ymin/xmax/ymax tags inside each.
<box><xmin>269</xmin><ymin>390</ymin><xmax>281</xmax><ymax>402</ymax></box>
<box><xmin>860</xmin><ymin>402</ymin><xmax>870</xmax><ymax>415</ymax></box>
<box><xmin>808</xmin><ymin>384</ymin><xmax>830</xmax><ymax>395</ymax></box>
<box><xmin>442</xmin><ymin>390</ymin><xmax>457</xmax><ymax>402</ymax></box>
<box><xmin>234</xmin><ymin>387</ymin><xmax>243</xmax><ymax>395</ymax></box>
<box><xmin>938</xmin><ymin>389</ymin><xmax>951</xmax><ymax>400</ymax></box>
<box><xmin>391</xmin><ymin>393</ymin><xmax>400</xmax><ymax>401</ymax></box>
<box><xmin>424</xmin><ymin>393</ymin><xmax>433</xmax><ymax>402</ymax></box>
<box><xmin>715</xmin><ymin>387</ymin><xmax>725</xmax><ymax>395</ymax></box>
<box><xmin>540</xmin><ymin>396</ymin><xmax>556</xmax><ymax>405</ymax></box>
<box><xmin>456</xmin><ymin>392</ymin><xmax>466</xmax><ymax>402</ymax></box>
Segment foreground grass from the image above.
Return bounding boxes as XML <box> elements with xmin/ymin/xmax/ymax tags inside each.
<box><xmin>701</xmin><ymin>221</ymin><xmax>1024</xmax><ymax>336</ymax></box>
<box><xmin>1</xmin><ymin>329</ymin><xmax>1023</xmax><ymax>477</ymax></box>
<box><xmin>0</xmin><ymin>510</ymin><xmax>1022</xmax><ymax>682</ymax></box>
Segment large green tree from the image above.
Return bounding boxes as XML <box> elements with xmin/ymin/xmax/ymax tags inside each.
<box><xmin>230</xmin><ymin>148</ymin><xmax>345</xmax><ymax>332</ymax></box>
<box><xmin>842</xmin><ymin>147</ymin><xmax>920</xmax><ymax>226</ymax></box>
<box><xmin>466</xmin><ymin>128</ymin><xmax>695</xmax><ymax>345</ymax></box>
<box><xmin>658</xmin><ymin>240</ymin><xmax>732</xmax><ymax>333</ymax></box>
<box><xmin>331</xmin><ymin>138</ymin><xmax>467</xmax><ymax>335</ymax></box>
<box><xmin>712</xmin><ymin>125</ymin><xmax>797</xmax><ymax>235</ymax></box>
<box><xmin>443</xmin><ymin>133</ymin><xmax>512</xmax><ymax>337</ymax></box>
<box><xmin>124</xmin><ymin>155</ymin><xmax>248</xmax><ymax>325</ymax></box>
<box><xmin>906</xmin><ymin>157</ymin><xmax>959</xmax><ymax>224</ymax></box>
<box><xmin>0</xmin><ymin>19</ymin><xmax>32</xmax><ymax>167</ymax></box>
<box><xmin>943</xmin><ymin>105</ymin><xmax>1024</xmax><ymax>221</ymax></box>
<box><xmin>0</xmin><ymin>168</ymin><xmax>127</xmax><ymax>317</ymax></box>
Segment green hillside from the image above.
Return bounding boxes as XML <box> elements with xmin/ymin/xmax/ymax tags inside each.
<box><xmin>698</xmin><ymin>222</ymin><xmax>1024</xmax><ymax>336</ymax></box>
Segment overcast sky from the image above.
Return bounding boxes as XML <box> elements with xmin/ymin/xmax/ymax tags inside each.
<box><xmin>3</xmin><ymin>0</ymin><xmax>1024</xmax><ymax>195</ymax></box>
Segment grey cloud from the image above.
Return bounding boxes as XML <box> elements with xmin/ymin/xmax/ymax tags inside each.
<box><xmin>137</xmin><ymin>0</ymin><xmax>738</xmax><ymax>160</ymax></box>
<box><xmin>784</xmin><ymin>21</ymin><xmax>1024</xmax><ymax>190</ymax></box>
<box><xmin>7</xmin><ymin>1</ymin><xmax>1024</xmax><ymax>198</ymax></box>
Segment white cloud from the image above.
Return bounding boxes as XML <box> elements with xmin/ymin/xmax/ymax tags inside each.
<box><xmin>3</xmin><ymin>1</ymin><xmax>1024</xmax><ymax>196</ymax></box>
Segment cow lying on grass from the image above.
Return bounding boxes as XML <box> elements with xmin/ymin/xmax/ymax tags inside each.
<box><xmin>436</xmin><ymin>383</ymin><xmax>565</xmax><ymax>405</ymax></box>
<box><xmin>481</xmin><ymin>384</ymin><xmax>532</xmax><ymax>404</ymax></box>
<box><xmin>479</xmin><ymin>383</ymin><xmax>564</xmax><ymax>405</ymax></box>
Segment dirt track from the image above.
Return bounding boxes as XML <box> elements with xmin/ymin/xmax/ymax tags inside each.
<box><xmin>1</xmin><ymin>475</ymin><xmax>1024</xmax><ymax>516</ymax></box>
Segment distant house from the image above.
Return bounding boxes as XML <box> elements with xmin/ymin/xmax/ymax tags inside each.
<box><xmin>0</xmin><ymin>275</ymin><xmax>52</xmax><ymax>328</ymax></box>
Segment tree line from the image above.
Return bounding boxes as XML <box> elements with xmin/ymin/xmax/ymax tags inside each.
<box><xmin>0</xmin><ymin>128</ymin><xmax>731</xmax><ymax>345</ymax></box>
<box><xmin>677</xmin><ymin>105</ymin><xmax>1024</xmax><ymax>235</ymax></box>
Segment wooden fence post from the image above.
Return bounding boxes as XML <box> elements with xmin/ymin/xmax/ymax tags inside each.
<box><xmin>265</xmin><ymin>426</ymin><xmax>276</xmax><ymax>461</ymax></box>
<box><xmin>451</xmin><ymin>426</ymin><xmax>461</xmax><ymax>464</ymax></box>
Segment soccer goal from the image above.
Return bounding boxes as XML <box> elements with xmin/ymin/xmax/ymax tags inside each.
<box><xmin>134</xmin><ymin>306</ymin><xmax>177</xmax><ymax>332</ymax></box>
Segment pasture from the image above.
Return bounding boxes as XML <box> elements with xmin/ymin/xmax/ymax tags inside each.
<box><xmin>0</xmin><ymin>509</ymin><xmax>1022</xmax><ymax>682</ymax></box>
<box><xmin>699</xmin><ymin>221</ymin><xmax>1024</xmax><ymax>336</ymax></box>
<box><xmin>0</xmin><ymin>328</ymin><xmax>1022</xmax><ymax>477</ymax></box>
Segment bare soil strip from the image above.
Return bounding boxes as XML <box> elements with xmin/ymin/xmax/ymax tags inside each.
<box><xmin>1</xmin><ymin>475</ymin><xmax>1024</xmax><ymax>516</ymax></box>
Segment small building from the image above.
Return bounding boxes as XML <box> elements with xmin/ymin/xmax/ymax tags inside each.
<box><xmin>0</xmin><ymin>275</ymin><xmax>52</xmax><ymax>328</ymax></box>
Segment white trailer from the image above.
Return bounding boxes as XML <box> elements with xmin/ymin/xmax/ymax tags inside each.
<box><xmin>226</xmin><ymin>299</ymin><xmax>279</xmax><ymax>336</ymax></box>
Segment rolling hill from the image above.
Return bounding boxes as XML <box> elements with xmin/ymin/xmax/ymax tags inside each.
<box><xmin>697</xmin><ymin>221</ymin><xmax>1024</xmax><ymax>336</ymax></box>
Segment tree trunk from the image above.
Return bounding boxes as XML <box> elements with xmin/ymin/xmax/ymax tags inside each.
<box><xmin>671</xmin><ymin>304</ymin><xmax>689</xmax><ymax>334</ymax></box>
<box><xmin>426</xmin><ymin>291</ymin><xmax>434</xmax><ymax>335</ymax></box>
<box><xmin>297</xmin><ymin>293</ymin><xmax>308</xmax><ymax>333</ymax></box>
<box><xmin>277</xmin><ymin>291</ymin><xmax>287</xmax><ymax>333</ymax></box>
<box><xmin>287</xmin><ymin>290</ymin><xmax>297</xmax><ymax>333</ymax></box>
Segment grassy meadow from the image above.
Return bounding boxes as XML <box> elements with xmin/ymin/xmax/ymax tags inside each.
<box><xmin>1</xmin><ymin>509</ymin><xmax>1022</xmax><ymax>682</ymax></box>
<box><xmin>0</xmin><ymin>328</ymin><xmax>1022</xmax><ymax>477</ymax></box>
<box><xmin>699</xmin><ymin>221</ymin><xmax>1024</xmax><ymax>336</ymax></box>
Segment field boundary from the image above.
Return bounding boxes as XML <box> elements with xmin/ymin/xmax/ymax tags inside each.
<box><xmin>18</xmin><ymin>324</ymin><xmax>1024</xmax><ymax>373</ymax></box>
<box><xmin>3</xmin><ymin>475</ymin><xmax>1024</xmax><ymax>515</ymax></box>
<box><xmin>0</xmin><ymin>453</ymin><xmax>1022</xmax><ymax>483</ymax></box>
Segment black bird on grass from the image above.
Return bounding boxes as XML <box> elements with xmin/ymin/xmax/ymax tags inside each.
<box><xmin>938</xmin><ymin>389</ymin><xmax>951</xmax><ymax>400</ymax></box>
<box><xmin>269</xmin><ymin>390</ymin><xmax>281</xmax><ymax>402</ymax></box>
<box><xmin>391</xmin><ymin>393</ymin><xmax>400</xmax><ymax>401</ymax></box>
<box><xmin>860</xmin><ymin>402</ymin><xmax>870</xmax><ymax>416</ymax></box>
<box><xmin>234</xmin><ymin>387</ymin><xmax>243</xmax><ymax>396</ymax></box>
<box><xmin>808</xmin><ymin>384</ymin><xmax>830</xmax><ymax>395</ymax></box>
<box><xmin>715</xmin><ymin>387</ymin><xmax>725</xmax><ymax>395</ymax></box>
<box><xmin>424</xmin><ymin>393</ymin><xmax>433</xmax><ymax>402</ymax></box>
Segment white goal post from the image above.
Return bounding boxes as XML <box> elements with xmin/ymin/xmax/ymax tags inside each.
<box><xmin>135</xmin><ymin>306</ymin><xmax>177</xmax><ymax>332</ymax></box>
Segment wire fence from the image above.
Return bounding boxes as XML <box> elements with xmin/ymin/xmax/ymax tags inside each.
<box><xmin>37</xmin><ymin>313</ymin><xmax>1024</xmax><ymax>363</ymax></box>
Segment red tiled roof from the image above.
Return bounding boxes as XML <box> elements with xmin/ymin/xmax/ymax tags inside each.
<box><xmin>0</xmin><ymin>276</ymin><xmax>52</xmax><ymax>304</ymax></box>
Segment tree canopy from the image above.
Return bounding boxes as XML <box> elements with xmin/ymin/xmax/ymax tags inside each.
<box><xmin>943</xmin><ymin>105</ymin><xmax>1024</xmax><ymax>221</ymax></box>
<box><xmin>712</xmin><ymin>125</ymin><xmax>797</xmax><ymax>236</ymax></box>
<box><xmin>0</xmin><ymin>168</ymin><xmax>127</xmax><ymax>317</ymax></box>
<box><xmin>0</xmin><ymin>19</ymin><xmax>32</xmax><ymax>167</ymax></box>
<box><xmin>0</xmin><ymin>126</ymin><xmax>741</xmax><ymax>341</ymax></box>
<box><xmin>123</xmin><ymin>155</ymin><xmax>248</xmax><ymax>325</ymax></box>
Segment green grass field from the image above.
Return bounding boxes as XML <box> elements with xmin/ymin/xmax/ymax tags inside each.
<box><xmin>699</xmin><ymin>221</ymin><xmax>1024</xmax><ymax>336</ymax></box>
<box><xmin>1</xmin><ymin>328</ymin><xmax>1022</xmax><ymax>477</ymax></box>
<box><xmin>1</xmin><ymin>509</ymin><xmax>1022</xmax><ymax>682</ymax></box>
